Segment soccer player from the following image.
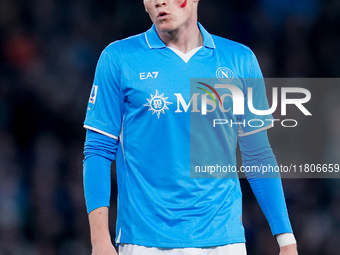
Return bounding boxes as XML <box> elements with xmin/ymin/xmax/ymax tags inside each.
<box><xmin>83</xmin><ymin>0</ymin><xmax>298</xmax><ymax>254</ymax></box>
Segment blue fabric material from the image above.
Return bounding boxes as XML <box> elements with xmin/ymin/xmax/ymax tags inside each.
<box><xmin>83</xmin><ymin>129</ymin><xmax>118</xmax><ymax>213</ymax></box>
<box><xmin>239</xmin><ymin>130</ymin><xmax>293</xmax><ymax>235</ymax></box>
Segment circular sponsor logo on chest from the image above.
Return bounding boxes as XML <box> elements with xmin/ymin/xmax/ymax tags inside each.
<box><xmin>144</xmin><ymin>90</ymin><xmax>173</xmax><ymax>119</ymax></box>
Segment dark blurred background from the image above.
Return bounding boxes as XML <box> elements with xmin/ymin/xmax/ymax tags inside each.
<box><xmin>0</xmin><ymin>0</ymin><xmax>340</xmax><ymax>254</ymax></box>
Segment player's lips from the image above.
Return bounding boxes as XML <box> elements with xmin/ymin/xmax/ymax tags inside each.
<box><xmin>157</xmin><ymin>12</ymin><xmax>170</xmax><ymax>19</ymax></box>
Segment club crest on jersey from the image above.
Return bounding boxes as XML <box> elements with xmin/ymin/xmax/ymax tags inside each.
<box><xmin>216</xmin><ymin>67</ymin><xmax>234</xmax><ymax>83</ymax></box>
<box><xmin>144</xmin><ymin>90</ymin><xmax>173</xmax><ymax>118</ymax></box>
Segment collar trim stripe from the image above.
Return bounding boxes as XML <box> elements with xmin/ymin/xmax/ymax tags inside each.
<box><xmin>145</xmin><ymin>32</ymin><xmax>152</xmax><ymax>49</ymax></box>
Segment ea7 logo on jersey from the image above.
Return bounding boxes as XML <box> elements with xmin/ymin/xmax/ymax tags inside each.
<box><xmin>144</xmin><ymin>90</ymin><xmax>173</xmax><ymax>118</ymax></box>
<box><xmin>140</xmin><ymin>72</ymin><xmax>159</xmax><ymax>80</ymax></box>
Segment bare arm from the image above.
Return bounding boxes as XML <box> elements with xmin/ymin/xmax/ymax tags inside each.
<box><xmin>89</xmin><ymin>207</ymin><xmax>117</xmax><ymax>255</ymax></box>
<box><xmin>279</xmin><ymin>244</ymin><xmax>298</xmax><ymax>255</ymax></box>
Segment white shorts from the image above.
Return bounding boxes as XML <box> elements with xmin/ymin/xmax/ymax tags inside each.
<box><xmin>119</xmin><ymin>243</ymin><xmax>247</xmax><ymax>255</ymax></box>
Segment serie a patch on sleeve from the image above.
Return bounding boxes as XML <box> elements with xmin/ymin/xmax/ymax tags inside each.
<box><xmin>88</xmin><ymin>85</ymin><xmax>98</xmax><ymax>110</ymax></box>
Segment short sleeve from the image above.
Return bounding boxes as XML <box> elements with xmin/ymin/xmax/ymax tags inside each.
<box><xmin>84</xmin><ymin>47</ymin><xmax>124</xmax><ymax>139</ymax></box>
<box><xmin>238</xmin><ymin>51</ymin><xmax>274</xmax><ymax>137</ymax></box>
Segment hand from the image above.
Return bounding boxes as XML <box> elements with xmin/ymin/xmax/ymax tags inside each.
<box><xmin>279</xmin><ymin>243</ymin><xmax>298</xmax><ymax>255</ymax></box>
<box><xmin>92</xmin><ymin>241</ymin><xmax>118</xmax><ymax>255</ymax></box>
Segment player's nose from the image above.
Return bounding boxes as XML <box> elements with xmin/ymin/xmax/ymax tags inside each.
<box><xmin>155</xmin><ymin>0</ymin><xmax>167</xmax><ymax>8</ymax></box>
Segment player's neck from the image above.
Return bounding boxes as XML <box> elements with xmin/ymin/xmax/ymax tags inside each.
<box><xmin>157</xmin><ymin>21</ymin><xmax>203</xmax><ymax>54</ymax></box>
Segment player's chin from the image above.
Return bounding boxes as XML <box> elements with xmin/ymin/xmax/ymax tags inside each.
<box><xmin>155</xmin><ymin>23</ymin><xmax>177</xmax><ymax>33</ymax></box>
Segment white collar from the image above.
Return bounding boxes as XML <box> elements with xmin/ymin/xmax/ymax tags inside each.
<box><xmin>168</xmin><ymin>46</ymin><xmax>203</xmax><ymax>63</ymax></box>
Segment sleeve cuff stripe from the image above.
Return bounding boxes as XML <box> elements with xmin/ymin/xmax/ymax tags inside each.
<box><xmin>84</xmin><ymin>125</ymin><xmax>119</xmax><ymax>140</ymax></box>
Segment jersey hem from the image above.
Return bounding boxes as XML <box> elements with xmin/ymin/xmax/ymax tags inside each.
<box><xmin>84</xmin><ymin>125</ymin><xmax>118</xmax><ymax>140</ymax></box>
<box><xmin>116</xmin><ymin>237</ymin><xmax>246</xmax><ymax>249</ymax></box>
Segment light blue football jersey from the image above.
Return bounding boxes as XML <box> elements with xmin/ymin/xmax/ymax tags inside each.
<box><xmin>84</xmin><ymin>23</ymin><xmax>274</xmax><ymax>248</ymax></box>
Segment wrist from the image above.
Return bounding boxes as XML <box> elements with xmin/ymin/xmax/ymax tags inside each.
<box><xmin>276</xmin><ymin>233</ymin><xmax>296</xmax><ymax>248</ymax></box>
<box><xmin>91</xmin><ymin>232</ymin><xmax>112</xmax><ymax>245</ymax></box>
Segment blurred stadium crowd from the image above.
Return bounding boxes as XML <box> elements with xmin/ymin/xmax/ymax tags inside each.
<box><xmin>0</xmin><ymin>0</ymin><xmax>339</xmax><ymax>254</ymax></box>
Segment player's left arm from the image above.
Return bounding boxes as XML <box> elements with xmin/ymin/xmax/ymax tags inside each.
<box><xmin>238</xmin><ymin>130</ymin><xmax>298</xmax><ymax>254</ymax></box>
